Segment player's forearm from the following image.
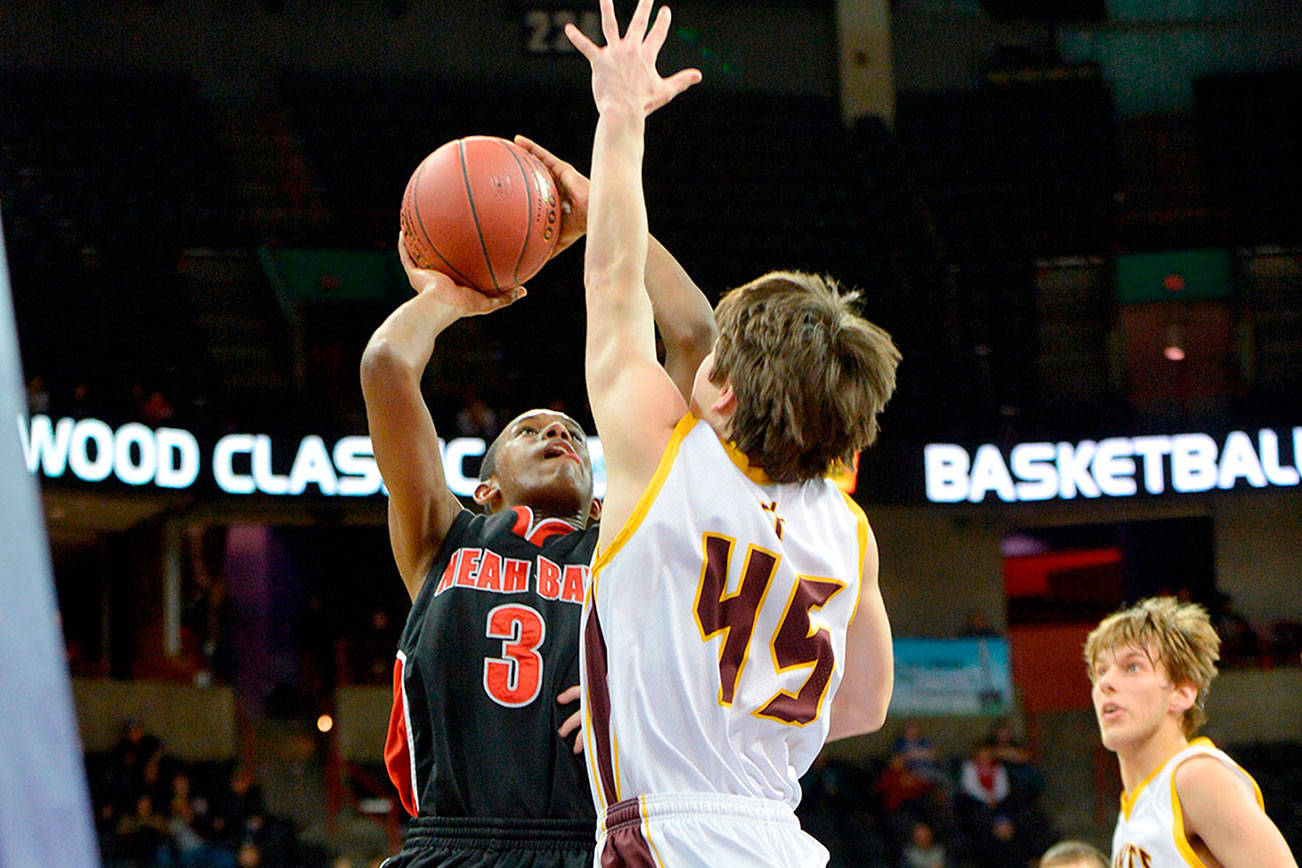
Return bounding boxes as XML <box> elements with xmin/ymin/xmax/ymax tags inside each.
<box><xmin>585</xmin><ymin>106</ymin><xmax>652</xmax><ymax>310</ymax></box>
<box><xmin>646</xmin><ymin>234</ymin><xmax>716</xmax><ymax>391</ymax></box>
<box><xmin>360</xmin><ymin>290</ymin><xmax>463</xmax><ymax>393</ymax></box>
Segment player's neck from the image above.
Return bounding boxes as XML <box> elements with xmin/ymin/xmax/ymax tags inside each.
<box><xmin>1117</xmin><ymin>725</ymin><xmax>1189</xmax><ymax>794</ymax></box>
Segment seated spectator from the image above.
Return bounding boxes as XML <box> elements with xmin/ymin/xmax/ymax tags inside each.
<box><xmin>1040</xmin><ymin>839</ymin><xmax>1109</xmax><ymax>868</ymax></box>
<box><xmin>901</xmin><ymin>820</ymin><xmax>948</xmax><ymax>868</ymax></box>
<box><xmin>959</xmin><ymin>742</ymin><xmax>1009</xmax><ymax>810</ymax></box>
<box><xmin>877</xmin><ymin>753</ymin><xmax>939</xmax><ymax>817</ymax></box>
<box><xmin>108</xmin><ymin>792</ymin><xmax>168</xmax><ymax>865</ymax></box>
<box><xmin>987</xmin><ymin>719</ymin><xmax>1030</xmax><ymax>766</ymax></box>
<box><xmin>159</xmin><ymin>770</ymin><xmax>235</xmax><ymax>867</ymax></box>
<box><xmin>877</xmin><ymin>752</ymin><xmax>946</xmax><ymax>859</ymax></box>
<box><xmin>987</xmin><ymin>718</ymin><xmax>1044</xmax><ymax>804</ymax></box>
<box><xmin>894</xmin><ymin>721</ymin><xmax>945</xmax><ymax>786</ymax></box>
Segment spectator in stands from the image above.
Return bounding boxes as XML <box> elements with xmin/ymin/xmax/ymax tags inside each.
<box><xmin>1040</xmin><ymin>839</ymin><xmax>1108</xmax><ymax>868</ymax></box>
<box><xmin>956</xmin><ymin>740</ymin><xmax>1045</xmax><ymax>867</ymax></box>
<box><xmin>895</xmin><ymin>721</ymin><xmax>945</xmax><ymax>785</ymax></box>
<box><xmin>877</xmin><ymin>751</ymin><xmax>940</xmax><ymax>818</ymax></box>
<box><xmin>110</xmin><ymin>791</ymin><xmax>169</xmax><ymax>865</ymax></box>
<box><xmin>901</xmin><ymin>820</ymin><xmax>948</xmax><ymax>868</ymax></box>
<box><xmin>106</xmin><ymin>715</ymin><xmax>162</xmax><ymax>809</ymax></box>
<box><xmin>160</xmin><ymin>770</ymin><xmax>234</xmax><ymax>867</ymax></box>
<box><xmin>959</xmin><ymin>741</ymin><xmax>1009</xmax><ymax>810</ymax></box>
<box><xmin>988</xmin><ymin>718</ymin><xmax>1044</xmax><ymax>804</ymax></box>
<box><xmin>209</xmin><ymin>765</ymin><xmax>267</xmax><ymax>851</ymax></box>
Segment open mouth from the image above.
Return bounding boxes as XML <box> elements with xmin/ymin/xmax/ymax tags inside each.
<box><xmin>543</xmin><ymin>442</ymin><xmax>580</xmax><ymax>463</ymax></box>
<box><xmin>1100</xmin><ymin>702</ymin><xmax>1122</xmax><ymax>721</ymax></box>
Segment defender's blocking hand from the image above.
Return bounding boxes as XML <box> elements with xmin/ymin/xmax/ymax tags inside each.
<box><xmin>565</xmin><ymin>0</ymin><xmax>701</xmax><ymax>117</ymax></box>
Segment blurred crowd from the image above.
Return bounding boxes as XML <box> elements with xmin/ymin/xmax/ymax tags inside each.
<box><xmin>89</xmin><ymin>718</ymin><xmax>305</xmax><ymax>868</ymax></box>
<box><xmin>799</xmin><ymin>720</ymin><xmax>1060</xmax><ymax>868</ymax></box>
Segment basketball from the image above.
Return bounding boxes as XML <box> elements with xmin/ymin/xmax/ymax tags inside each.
<box><xmin>400</xmin><ymin>136</ymin><xmax>562</xmax><ymax>295</ymax></box>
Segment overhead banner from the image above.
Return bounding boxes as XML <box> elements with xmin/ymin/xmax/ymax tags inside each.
<box><xmin>18</xmin><ymin>414</ymin><xmax>605</xmax><ymax>499</ymax></box>
<box><xmin>890</xmin><ymin>637</ymin><xmax>1013</xmax><ymax>717</ymax></box>
<box><xmin>925</xmin><ymin>427</ymin><xmax>1302</xmax><ymax>504</ymax></box>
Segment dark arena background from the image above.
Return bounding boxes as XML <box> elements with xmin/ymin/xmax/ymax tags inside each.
<box><xmin>2</xmin><ymin>0</ymin><xmax>1300</xmax><ymax>865</ymax></box>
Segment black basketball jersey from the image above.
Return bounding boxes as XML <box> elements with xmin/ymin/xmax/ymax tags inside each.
<box><xmin>384</xmin><ymin>505</ymin><xmax>598</xmax><ymax>823</ymax></box>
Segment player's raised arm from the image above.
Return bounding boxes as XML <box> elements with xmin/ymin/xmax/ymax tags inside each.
<box><xmin>513</xmin><ymin>134</ymin><xmax>716</xmax><ymax>401</ymax></box>
<box><xmin>566</xmin><ymin>0</ymin><xmax>701</xmax><ymax>535</ymax></box>
<box><xmin>360</xmin><ymin>235</ymin><xmax>524</xmax><ymax>599</ymax></box>
<box><xmin>827</xmin><ymin>523</ymin><xmax>893</xmax><ymax>741</ymax></box>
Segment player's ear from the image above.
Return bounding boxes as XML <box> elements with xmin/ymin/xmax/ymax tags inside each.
<box><xmin>1168</xmin><ymin>680</ymin><xmax>1198</xmax><ymax>716</ymax></box>
<box><xmin>473</xmin><ymin>479</ymin><xmax>502</xmax><ymax>513</ymax></box>
<box><xmin>587</xmin><ymin>497</ymin><xmax>603</xmax><ymax>525</ymax></box>
<box><xmin>712</xmin><ymin>382</ymin><xmax>737</xmax><ymax>418</ymax></box>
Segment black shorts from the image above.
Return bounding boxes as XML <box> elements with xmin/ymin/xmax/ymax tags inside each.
<box><xmin>382</xmin><ymin>815</ymin><xmax>594</xmax><ymax>868</ymax></box>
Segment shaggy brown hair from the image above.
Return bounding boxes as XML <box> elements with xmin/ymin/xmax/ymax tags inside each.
<box><xmin>1084</xmin><ymin>596</ymin><xmax>1222</xmax><ymax>737</ymax></box>
<box><xmin>709</xmin><ymin>271</ymin><xmax>900</xmax><ymax>483</ymax></box>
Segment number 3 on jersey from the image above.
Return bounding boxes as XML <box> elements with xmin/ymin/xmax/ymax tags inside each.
<box><xmin>694</xmin><ymin>533</ymin><xmax>845</xmax><ymax>725</ymax></box>
<box><xmin>483</xmin><ymin>604</ymin><xmax>545</xmax><ymax>707</ymax></box>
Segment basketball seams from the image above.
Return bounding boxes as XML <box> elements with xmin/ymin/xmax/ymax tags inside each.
<box><xmin>406</xmin><ymin>159</ymin><xmax>478</xmax><ymax>288</ymax></box>
<box><xmin>458</xmin><ymin>139</ymin><xmax>502</xmax><ymax>293</ymax></box>
<box><xmin>499</xmin><ymin>141</ymin><xmax>537</xmax><ymax>286</ymax></box>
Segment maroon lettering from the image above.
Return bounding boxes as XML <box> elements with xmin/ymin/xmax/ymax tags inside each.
<box><xmin>695</xmin><ymin>535</ymin><xmax>778</xmax><ymax>705</ymax></box>
<box><xmin>756</xmin><ymin>576</ymin><xmax>843</xmax><ymax>725</ymax></box>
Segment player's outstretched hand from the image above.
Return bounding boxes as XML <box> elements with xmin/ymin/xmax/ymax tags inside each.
<box><xmin>397</xmin><ymin>232</ymin><xmax>526</xmax><ymax>314</ymax></box>
<box><xmin>565</xmin><ymin>0</ymin><xmax>701</xmax><ymax>117</ymax></box>
<box><xmin>513</xmin><ymin>135</ymin><xmax>589</xmax><ymax>257</ymax></box>
<box><xmin>557</xmin><ymin>685</ymin><xmax>585</xmax><ymax>754</ymax></box>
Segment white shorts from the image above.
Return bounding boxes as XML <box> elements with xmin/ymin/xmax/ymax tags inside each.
<box><xmin>595</xmin><ymin>792</ymin><xmax>829</xmax><ymax>868</ymax></box>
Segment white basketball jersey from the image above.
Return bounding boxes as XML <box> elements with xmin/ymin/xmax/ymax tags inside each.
<box><xmin>1111</xmin><ymin>737</ymin><xmax>1263</xmax><ymax>868</ymax></box>
<box><xmin>580</xmin><ymin>414</ymin><xmax>870</xmax><ymax>815</ymax></box>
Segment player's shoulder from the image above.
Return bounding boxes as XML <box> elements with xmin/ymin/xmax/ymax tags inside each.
<box><xmin>1172</xmin><ymin>746</ymin><xmax>1257</xmax><ymax>809</ymax></box>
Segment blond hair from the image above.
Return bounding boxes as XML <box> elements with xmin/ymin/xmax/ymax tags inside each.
<box><xmin>1083</xmin><ymin>596</ymin><xmax>1221</xmax><ymax>736</ymax></box>
<box><xmin>1040</xmin><ymin>840</ymin><xmax>1109</xmax><ymax>868</ymax></box>
<box><xmin>709</xmin><ymin>271</ymin><xmax>900</xmax><ymax>483</ymax></box>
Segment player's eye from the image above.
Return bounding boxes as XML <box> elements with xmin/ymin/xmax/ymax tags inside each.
<box><xmin>518</xmin><ymin>425</ymin><xmax>537</xmax><ymax>435</ymax></box>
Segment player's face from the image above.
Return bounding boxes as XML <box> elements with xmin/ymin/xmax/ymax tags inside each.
<box><xmin>490</xmin><ymin>410</ymin><xmax>594</xmax><ymax>517</ymax></box>
<box><xmin>1090</xmin><ymin>643</ymin><xmax>1184</xmax><ymax>753</ymax></box>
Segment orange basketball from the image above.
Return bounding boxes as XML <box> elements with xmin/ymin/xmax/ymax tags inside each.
<box><xmin>400</xmin><ymin>136</ymin><xmax>562</xmax><ymax>295</ymax></box>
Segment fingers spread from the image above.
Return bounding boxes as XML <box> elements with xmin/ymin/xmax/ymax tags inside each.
<box><xmin>598</xmin><ymin>0</ymin><xmax>619</xmax><ymax>43</ymax></box>
<box><xmin>645</xmin><ymin>5</ymin><xmax>672</xmax><ymax>56</ymax></box>
<box><xmin>565</xmin><ymin>21</ymin><xmax>600</xmax><ymax>60</ymax></box>
<box><xmin>628</xmin><ymin>0</ymin><xmax>654</xmax><ymax>40</ymax></box>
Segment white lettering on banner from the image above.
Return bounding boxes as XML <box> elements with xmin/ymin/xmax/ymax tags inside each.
<box><xmin>443</xmin><ymin>437</ymin><xmax>485</xmax><ymax>498</ymax></box>
<box><xmin>333</xmin><ymin>436</ymin><xmax>384</xmax><ymax>496</ymax></box>
<box><xmin>925</xmin><ymin>428</ymin><xmax>1302</xmax><ymax>503</ymax></box>
<box><xmin>67</xmin><ymin>418</ymin><xmax>114</xmax><ymax>482</ymax></box>
<box><xmin>213</xmin><ymin>433</ymin><xmax>256</xmax><ymax>494</ymax></box>
<box><xmin>21</xmin><ymin>415</ymin><xmax>605</xmax><ymax>499</ymax></box>
<box><xmin>19</xmin><ymin>415</ymin><xmax>204</xmax><ymax>489</ymax></box>
<box><xmin>1260</xmin><ymin>430</ymin><xmax>1300</xmax><ymax>486</ymax></box>
<box><xmin>156</xmin><ymin>428</ymin><xmax>201</xmax><ymax>489</ymax></box>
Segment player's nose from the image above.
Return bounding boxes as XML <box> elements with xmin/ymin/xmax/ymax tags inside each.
<box><xmin>542</xmin><ymin>420</ymin><xmax>571</xmax><ymax>440</ymax></box>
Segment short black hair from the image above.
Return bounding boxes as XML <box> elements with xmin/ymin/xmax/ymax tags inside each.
<box><xmin>479</xmin><ymin>427</ymin><xmax>510</xmax><ymax>482</ymax></box>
